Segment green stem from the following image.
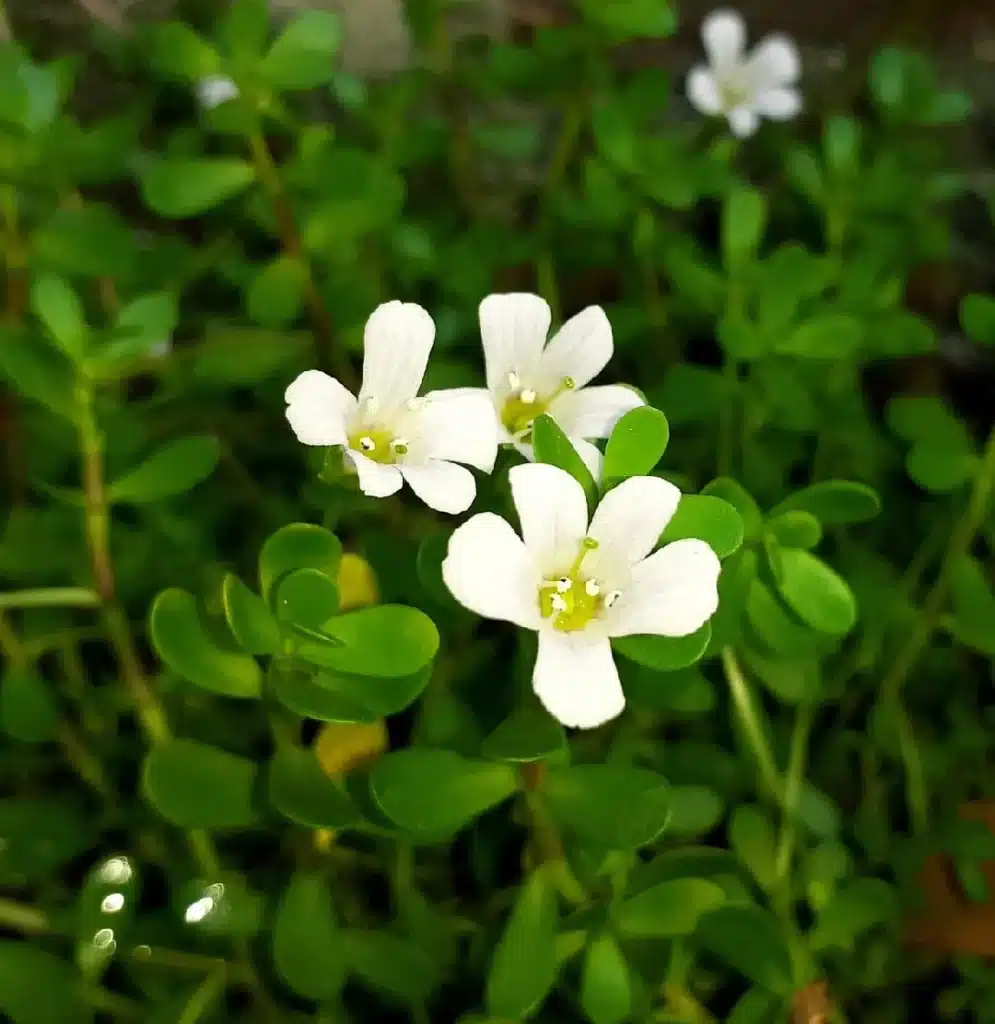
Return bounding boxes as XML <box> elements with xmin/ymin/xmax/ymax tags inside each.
<box><xmin>176</xmin><ymin>968</ymin><xmax>226</xmax><ymax>1024</ymax></box>
<box><xmin>721</xmin><ymin>647</ymin><xmax>782</xmax><ymax>803</ymax></box>
<box><xmin>0</xmin><ymin>587</ymin><xmax>100</xmax><ymax>610</ymax></box>
<box><xmin>0</xmin><ymin>897</ymin><xmax>49</xmax><ymax>934</ymax></box>
<box><xmin>775</xmin><ymin>703</ymin><xmax>814</xmax><ymax>895</ymax></box>
<box><xmin>878</xmin><ymin>420</ymin><xmax>995</xmax><ymax>831</ymax></box>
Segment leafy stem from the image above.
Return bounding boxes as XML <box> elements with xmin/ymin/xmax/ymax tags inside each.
<box><xmin>721</xmin><ymin>646</ymin><xmax>782</xmax><ymax>803</ymax></box>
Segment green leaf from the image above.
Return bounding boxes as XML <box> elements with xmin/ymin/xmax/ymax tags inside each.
<box><xmin>729</xmin><ymin>805</ymin><xmax>778</xmax><ymax>890</ymax></box>
<box><xmin>247</xmin><ymin>256</ymin><xmax>307</xmax><ymax>327</ymax></box>
<box><xmin>776</xmin><ymin>314</ymin><xmax>863</xmax><ymax>358</ymax></box>
<box><xmin>276</xmin><ymin>568</ymin><xmax>340</xmax><ymax>632</ymax></box>
<box><xmin>776</xmin><ymin>549</ymin><xmax>857</xmax><ymax>636</ymax></box>
<box><xmin>138</xmin><ymin>158</ymin><xmax>255</xmax><ymax>218</ymax></box>
<box><xmin>482</xmin><ymin>704</ymin><xmax>566</xmax><ymax>763</ymax></box>
<box><xmin>260</xmin><ymin>11</ymin><xmax>342</xmax><ymax>89</ymax></box>
<box><xmin>344</xmin><ymin>930</ymin><xmax>441</xmax><ymax>1004</ymax></box>
<box><xmin>149</xmin><ymin>22</ymin><xmax>220</xmax><ymax>80</ymax></box>
<box><xmin>661</xmin><ymin>494</ymin><xmax>744</xmax><ymax>558</ymax></box>
<box><xmin>532</xmin><ymin>414</ymin><xmax>597</xmax><ymax>508</ymax></box>
<box><xmin>94</xmin><ymin>292</ymin><xmax>178</xmax><ymax>368</ymax></box>
<box><xmin>31</xmin><ymin>274</ymin><xmax>87</xmax><ymax>360</ymax></box>
<box><xmin>75</xmin><ymin>855</ymin><xmax>139</xmax><ymax>979</ymax></box>
<box><xmin>109</xmin><ymin>436</ymin><xmax>220</xmax><ymax>503</ymax></box>
<box><xmin>722</xmin><ymin>186</ymin><xmax>767</xmax><ymax>269</ymax></box>
<box><xmin>221</xmin><ymin>0</ymin><xmax>270</xmax><ymax>61</ymax></box>
<box><xmin>259</xmin><ymin>523</ymin><xmax>342</xmax><ymax>601</ymax></box>
<box><xmin>666</xmin><ymin>785</ymin><xmax>725</xmax><ymax>837</ymax></box>
<box><xmin>0</xmin><ymin>326</ymin><xmax>74</xmax><ymax>418</ymax></box>
<box><xmin>701</xmin><ymin>478</ymin><xmax>763</xmax><ymax>539</ymax></box>
<box><xmin>576</xmin><ymin>0</ymin><xmax>676</xmax><ymax>39</ymax></box>
<box><xmin>613</xmin><ymin>623</ymin><xmax>712</xmax><ymax>672</ymax></box>
<box><xmin>175</xmin><ymin>876</ymin><xmax>264</xmax><ymax>937</ymax></box>
<box><xmin>602</xmin><ymin>406</ymin><xmax>670</xmax><ymax>482</ymax></box>
<box><xmin>696</xmin><ymin>905</ymin><xmax>793</xmax><ymax>995</ymax></box>
<box><xmin>907</xmin><ymin>444</ymin><xmax>978</xmax><ymax>493</ymax></box>
<box><xmin>809</xmin><ymin>878</ymin><xmax>898</xmax><ymax>952</ymax></box>
<box><xmin>746</xmin><ymin>580</ymin><xmax>818</xmax><ymax>656</ymax></box>
<box><xmin>268</xmin><ymin>747</ymin><xmax>361</xmax><ymax>830</ymax></box>
<box><xmin>31</xmin><ymin>204</ymin><xmax>136</xmax><ymax>278</ymax></box>
<box><xmin>616</xmin><ymin>878</ymin><xmax>725</xmax><ymax>938</ymax></box>
<box><xmin>149</xmin><ymin>589</ymin><xmax>262</xmax><ymax>698</ymax></box>
<box><xmin>297</xmin><ymin>605</ymin><xmax>439</xmax><ymax>678</ymax></box>
<box><xmin>544</xmin><ymin>764</ymin><xmax>671</xmax><ymax>850</ymax></box>
<box><xmin>580</xmin><ymin>933</ymin><xmax>631</xmax><ymax>1024</ymax></box>
<box><xmin>653</xmin><ymin>365</ymin><xmax>729</xmax><ymax>426</ymax></box>
<box><xmin>0</xmin><ymin>942</ymin><xmax>90</xmax><ymax>1024</ymax></box>
<box><xmin>961</xmin><ymin>293</ymin><xmax>995</xmax><ymax>345</ymax></box>
<box><xmin>946</xmin><ymin>554</ymin><xmax>995</xmax><ymax>655</ymax></box>
<box><xmin>486</xmin><ymin>868</ymin><xmax>559</xmax><ymax>1019</ymax></box>
<box><xmin>222</xmin><ymin>574</ymin><xmax>280</xmax><ymax>655</ymax></box>
<box><xmin>143</xmin><ymin>739</ymin><xmax>260</xmax><ymax>829</ymax></box>
<box><xmin>0</xmin><ymin>668</ymin><xmax>59</xmax><ymax>743</ymax></box>
<box><xmin>297</xmin><ymin>661</ymin><xmax>430</xmax><ymax>719</ymax></box>
<box><xmin>267</xmin><ymin>659</ymin><xmax>378</xmax><ymax>724</ymax></box>
<box><xmin>272</xmin><ymin>873</ymin><xmax>344</xmax><ymax>1001</ymax></box>
<box><xmin>765</xmin><ymin>511</ymin><xmax>822</xmax><ymax>550</ymax></box>
<box><xmin>771</xmin><ymin>481</ymin><xmax>881</xmax><ymax>527</ymax></box>
<box><xmin>886</xmin><ymin>396</ymin><xmax>971</xmax><ymax>447</ymax></box>
<box><xmin>823</xmin><ymin>116</ymin><xmax>861</xmax><ymax>178</ymax></box>
<box><xmin>371</xmin><ymin>749</ymin><xmax>517</xmax><ymax>834</ymax></box>
<box><xmin>740</xmin><ymin>647</ymin><xmax>821</xmax><ymax>704</ymax></box>
<box><xmin>0</xmin><ymin>798</ymin><xmax>95</xmax><ymax>883</ymax></box>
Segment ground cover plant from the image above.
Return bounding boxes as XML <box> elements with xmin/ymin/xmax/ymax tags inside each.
<box><xmin>3</xmin><ymin>1</ymin><xmax>995</xmax><ymax>1021</ymax></box>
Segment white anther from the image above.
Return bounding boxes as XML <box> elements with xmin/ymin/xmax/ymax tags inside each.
<box><xmin>507</xmin><ymin>371</ymin><xmax>521</xmax><ymax>389</ymax></box>
<box><xmin>604</xmin><ymin>590</ymin><xmax>622</xmax><ymax>609</ymax></box>
<box><xmin>550</xmin><ymin>594</ymin><xmax>568</xmax><ymax>613</ymax></box>
<box><xmin>555</xmin><ymin>577</ymin><xmax>572</xmax><ymax>593</ymax></box>
<box><xmin>359</xmin><ymin>436</ymin><xmax>377</xmax><ymax>452</ymax></box>
<box><xmin>519</xmin><ymin>388</ymin><xmax>537</xmax><ymax>404</ymax></box>
<box><xmin>584</xmin><ymin>580</ymin><xmax>601</xmax><ymax>598</ymax></box>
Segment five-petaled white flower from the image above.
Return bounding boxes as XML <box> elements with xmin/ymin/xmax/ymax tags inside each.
<box><xmin>473</xmin><ymin>293</ymin><xmax>644</xmax><ymax>473</ymax></box>
<box><xmin>442</xmin><ymin>463</ymin><xmax>722</xmax><ymax>729</ymax></box>
<box><xmin>197</xmin><ymin>75</ymin><xmax>240</xmax><ymax>110</ymax></box>
<box><xmin>285</xmin><ymin>301</ymin><xmax>499</xmax><ymax>515</ymax></box>
<box><xmin>687</xmin><ymin>9</ymin><xmax>801</xmax><ymax>138</ymax></box>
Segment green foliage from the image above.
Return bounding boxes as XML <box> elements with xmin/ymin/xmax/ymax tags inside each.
<box><xmin>0</xmin><ymin>4</ymin><xmax>991</xmax><ymax>1022</ymax></box>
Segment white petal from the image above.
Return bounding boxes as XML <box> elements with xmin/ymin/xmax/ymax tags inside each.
<box><xmin>606</xmin><ymin>539</ymin><xmax>721</xmax><ymax>638</ymax></box>
<box><xmin>509</xmin><ymin>462</ymin><xmax>589</xmax><ymax>569</ymax></box>
<box><xmin>533</xmin><ymin>631</ymin><xmax>625</xmax><ymax>730</ymax></box>
<box><xmin>400</xmin><ymin>460</ymin><xmax>476</xmax><ymax>515</ymax></box>
<box><xmin>702</xmin><ymin>9</ymin><xmax>746</xmax><ymax>70</ymax></box>
<box><xmin>347</xmin><ymin>451</ymin><xmax>403</xmax><ymax>498</ymax></box>
<box><xmin>285</xmin><ymin>369</ymin><xmax>357</xmax><ymax>446</ymax></box>
<box><xmin>754</xmin><ymin>86</ymin><xmax>802</xmax><ymax>120</ymax></box>
<box><xmin>570</xmin><ymin>438</ymin><xmax>603</xmax><ymax>482</ymax></box>
<box><xmin>587</xmin><ymin>476</ymin><xmax>682</xmax><ymax>575</ymax></box>
<box><xmin>535</xmin><ymin>306</ymin><xmax>613</xmax><ymax>392</ymax></box>
<box><xmin>728</xmin><ymin>106</ymin><xmax>759</xmax><ymax>137</ymax></box>
<box><xmin>442</xmin><ymin>513</ymin><xmax>541</xmax><ymax>629</ymax></box>
<box><xmin>198</xmin><ymin>75</ymin><xmax>239</xmax><ymax>109</ymax></box>
<box><xmin>687</xmin><ymin>66</ymin><xmax>723</xmax><ymax>115</ymax></box>
<box><xmin>747</xmin><ymin>35</ymin><xmax>801</xmax><ymax>87</ymax></box>
<box><xmin>548</xmin><ymin>384</ymin><xmax>644</xmax><ymax>440</ymax></box>
<box><xmin>360</xmin><ymin>301</ymin><xmax>435</xmax><ymax>409</ymax></box>
<box><xmin>479</xmin><ymin>293</ymin><xmax>551</xmax><ymax>394</ymax></box>
<box><xmin>417</xmin><ymin>388</ymin><xmax>500</xmax><ymax>472</ymax></box>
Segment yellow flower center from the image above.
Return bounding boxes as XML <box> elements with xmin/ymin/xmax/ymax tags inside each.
<box><xmin>347</xmin><ymin>427</ymin><xmax>408</xmax><ymax>465</ymax></box>
<box><xmin>500</xmin><ymin>375</ymin><xmax>576</xmax><ymax>440</ymax></box>
<box><xmin>537</xmin><ymin>537</ymin><xmax>622</xmax><ymax>633</ymax></box>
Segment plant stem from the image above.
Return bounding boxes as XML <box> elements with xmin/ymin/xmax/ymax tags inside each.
<box><xmin>721</xmin><ymin>647</ymin><xmax>782</xmax><ymax>803</ymax></box>
<box><xmin>246</xmin><ymin>128</ymin><xmax>353</xmax><ymax>388</ymax></box>
<box><xmin>878</xmin><ymin>420</ymin><xmax>995</xmax><ymax>831</ymax></box>
<box><xmin>0</xmin><ymin>897</ymin><xmax>49</xmax><ymax>934</ymax></box>
<box><xmin>775</xmin><ymin>703</ymin><xmax>814</xmax><ymax>897</ymax></box>
<box><xmin>0</xmin><ymin>587</ymin><xmax>100</xmax><ymax>610</ymax></box>
<box><xmin>176</xmin><ymin>968</ymin><xmax>226</xmax><ymax>1024</ymax></box>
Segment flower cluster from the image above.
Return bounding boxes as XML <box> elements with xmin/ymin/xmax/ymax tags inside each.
<box><xmin>285</xmin><ymin>295</ymin><xmax>722</xmax><ymax>730</ymax></box>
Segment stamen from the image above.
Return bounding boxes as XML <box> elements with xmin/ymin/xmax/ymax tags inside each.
<box><xmin>568</xmin><ymin>537</ymin><xmax>599</xmax><ymax>576</ymax></box>
<box><xmin>519</xmin><ymin>388</ymin><xmax>537</xmax><ymax>405</ymax></box>
<box><xmin>555</xmin><ymin>577</ymin><xmax>572</xmax><ymax>593</ymax></box>
<box><xmin>507</xmin><ymin>371</ymin><xmax>521</xmax><ymax>390</ymax></box>
<box><xmin>561</xmin><ymin>376</ymin><xmax>576</xmax><ymax>390</ymax></box>
<box><xmin>550</xmin><ymin>593</ymin><xmax>568</xmax><ymax>613</ymax></box>
<box><xmin>584</xmin><ymin>580</ymin><xmax>601</xmax><ymax>598</ymax></box>
<box><xmin>364</xmin><ymin>397</ymin><xmax>379</xmax><ymax>414</ymax></box>
<box><xmin>605</xmin><ymin>590</ymin><xmax>622</xmax><ymax>609</ymax></box>
<box><xmin>359</xmin><ymin>436</ymin><xmax>377</xmax><ymax>452</ymax></box>
<box><xmin>391</xmin><ymin>438</ymin><xmax>410</xmax><ymax>456</ymax></box>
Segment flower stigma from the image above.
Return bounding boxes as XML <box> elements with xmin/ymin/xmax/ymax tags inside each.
<box><xmin>538</xmin><ymin>537</ymin><xmax>616</xmax><ymax>632</ymax></box>
<box><xmin>500</xmin><ymin>373</ymin><xmax>577</xmax><ymax>439</ymax></box>
<box><xmin>347</xmin><ymin>426</ymin><xmax>399</xmax><ymax>464</ymax></box>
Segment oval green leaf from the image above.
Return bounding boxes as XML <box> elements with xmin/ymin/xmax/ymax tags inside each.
<box><xmin>531</xmin><ymin>413</ymin><xmax>597</xmax><ymax>509</ymax></box>
<box><xmin>770</xmin><ymin>480</ymin><xmax>881</xmax><ymax>526</ymax></box>
<box><xmin>268</xmin><ymin>746</ymin><xmax>361</xmax><ymax>830</ymax></box>
<box><xmin>0</xmin><ymin>669</ymin><xmax>59</xmax><ymax>743</ymax></box>
<box><xmin>276</xmin><ymin>567</ymin><xmax>340</xmax><ymax>632</ymax></box>
<box><xmin>109</xmin><ymin>436</ymin><xmax>220</xmax><ymax>503</ymax></box>
<box><xmin>138</xmin><ymin>158</ymin><xmax>255</xmax><ymax>219</ymax></box>
<box><xmin>259</xmin><ymin>522</ymin><xmax>342</xmax><ymax>601</ymax></box>
<box><xmin>696</xmin><ymin>905</ymin><xmax>793</xmax><ymax>995</ymax></box>
<box><xmin>222</xmin><ymin>574</ymin><xmax>280</xmax><ymax>655</ymax></box>
<box><xmin>272</xmin><ymin>873</ymin><xmax>344</xmax><ymax>1001</ymax></box>
<box><xmin>661</xmin><ymin>494</ymin><xmax>744</xmax><ymax>558</ymax></box>
<box><xmin>602</xmin><ymin>406</ymin><xmax>670</xmax><ymax>482</ymax></box>
<box><xmin>613</xmin><ymin>623</ymin><xmax>711</xmax><ymax>672</ymax></box>
<box><xmin>580</xmin><ymin>933</ymin><xmax>631</xmax><ymax>1024</ymax></box>
<box><xmin>776</xmin><ymin>549</ymin><xmax>858</xmax><ymax>636</ymax></box>
<box><xmin>0</xmin><ymin>942</ymin><xmax>90</xmax><ymax>1024</ymax></box>
<box><xmin>267</xmin><ymin>659</ymin><xmax>378</xmax><ymax>724</ymax></box>
<box><xmin>481</xmin><ymin>704</ymin><xmax>566</xmax><ymax>763</ymax></box>
<box><xmin>616</xmin><ymin>878</ymin><xmax>726</xmax><ymax>938</ymax></box>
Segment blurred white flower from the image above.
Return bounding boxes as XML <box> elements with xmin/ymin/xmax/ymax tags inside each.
<box><xmin>473</xmin><ymin>293</ymin><xmax>643</xmax><ymax>463</ymax></box>
<box><xmin>442</xmin><ymin>463</ymin><xmax>721</xmax><ymax>729</ymax></box>
<box><xmin>686</xmin><ymin>9</ymin><xmax>801</xmax><ymax>137</ymax></box>
<box><xmin>197</xmin><ymin>75</ymin><xmax>240</xmax><ymax>110</ymax></box>
<box><xmin>285</xmin><ymin>301</ymin><xmax>499</xmax><ymax>514</ymax></box>
<box><xmin>148</xmin><ymin>338</ymin><xmax>172</xmax><ymax>359</ymax></box>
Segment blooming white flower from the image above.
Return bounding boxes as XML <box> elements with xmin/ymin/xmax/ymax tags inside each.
<box><xmin>197</xmin><ymin>75</ymin><xmax>240</xmax><ymax>110</ymax></box>
<box><xmin>442</xmin><ymin>463</ymin><xmax>721</xmax><ymax>729</ymax></box>
<box><xmin>686</xmin><ymin>9</ymin><xmax>801</xmax><ymax>138</ymax></box>
<box><xmin>285</xmin><ymin>301</ymin><xmax>499</xmax><ymax>515</ymax></box>
<box><xmin>472</xmin><ymin>293</ymin><xmax>644</xmax><ymax>465</ymax></box>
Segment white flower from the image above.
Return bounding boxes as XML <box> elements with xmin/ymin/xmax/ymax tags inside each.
<box><xmin>442</xmin><ymin>463</ymin><xmax>722</xmax><ymax>729</ymax></box>
<box><xmin>197</xmin><ymin>75</ymin><xmax>240</xmax><ymax>110</ymax></box>
<box><xmin>686</xmin><ymin>9</ymin><xmax>801</xmax><ymax>138</ymax></box>
<box><xmin>472</xmin><ymin>293</ymin><xmax>644</xmax><ymax>464</ymax></box>
<box><xmin>149</xmin><ymin>337</ymin><xmax>171</xmax><ymax>359</ymax></box>
<box><xmin>285</xmin><ymin>301</ymin><xmax>499</xmax><ymax>515</ymax></box>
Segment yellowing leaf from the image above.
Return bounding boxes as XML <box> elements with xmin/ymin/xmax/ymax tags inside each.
<box><xmin>315</xmin><ymin>720</ymin><xmax>388</xmax><ymax>778</ymax></box>
<box><xmin>337</xmin><ymin>552</ymin><xmax>378</xmax><ymax>610</ymax></box>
